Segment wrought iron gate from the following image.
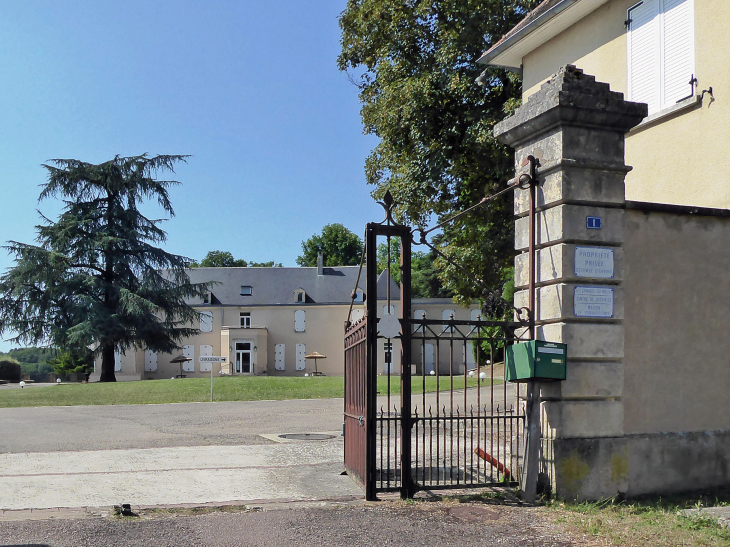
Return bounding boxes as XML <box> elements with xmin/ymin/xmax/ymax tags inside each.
<box><xmin>343</xmin><ymin>191</ymin><xmax>530</xmax><ymax>500</ymax></box>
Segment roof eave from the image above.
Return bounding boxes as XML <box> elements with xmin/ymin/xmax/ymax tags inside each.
<box><xmin>477</xmin><ymin>0</ymin><xmax>610</xmax><ymax>70</ymax></box>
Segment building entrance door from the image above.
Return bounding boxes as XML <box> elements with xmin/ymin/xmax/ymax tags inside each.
<box><xmin>235</xmin><ymin>342</ymin><xmax>252</xmax><ymax>374</ymax></box>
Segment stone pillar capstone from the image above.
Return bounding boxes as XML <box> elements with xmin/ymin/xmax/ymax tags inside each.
<box><xmin>494</xmin><ymin>65</ymin><xmax>647</xmax><ymax>500</ymax></box>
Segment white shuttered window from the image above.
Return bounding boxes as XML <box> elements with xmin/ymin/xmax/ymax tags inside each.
<box><xmin>144</xmin><ymin>350</ymin><xmax>158</xmax><ymax>372</ymax></box>
<box><xmin>182</xmin><ymin>345</ymin><xmax>195</xmax><ymax>372</ymax></box>
<box><xmin>199</xmin><ymin>345</ymin><xmax>213</xmax><ymax>372</ymax></box>
<box><xmin>294</xmin><ymin>310</ymin><xmax>305</xmax><ymax>332</ymax></box>
<box><xmin>628</xmin><ymin>0</ymin><xmax>694</xmax><ymax>115</ymax></box>
<box><xmin>275</xmin><ymin>344</ymin><xmax>285</xmax><ymax>371</ymax></box>
<box><xmin>295</xmin><ymin>343</ymin><xmax>306</xmax><ymax>371</ymax></box>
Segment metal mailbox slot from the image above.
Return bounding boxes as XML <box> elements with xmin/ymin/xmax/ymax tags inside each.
<box><xmin>506</xmin><ymin>340</ymin><xmax>567</xmax><ymax>382</ymax></box>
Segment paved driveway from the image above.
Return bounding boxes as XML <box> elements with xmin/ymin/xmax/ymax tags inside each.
<box><xmin>0</xmin><ymin>399</ymin><xmax>361</xmax><ymax>511</ymax></box>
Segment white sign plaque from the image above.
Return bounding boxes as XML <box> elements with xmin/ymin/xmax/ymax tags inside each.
<box><xmin>575</xmin><ymin>246</ymin><xmax>614</xmax><ymax>278</ymax></box>
<box><xmin>574</xmin><ymin>286</ymin><xmax>614</xmax><ymax>318</ymax></box>
<box><xmin>199</xmin><ymin>356</ymin><xmax>227</xmax><ymax>363</ymax></box>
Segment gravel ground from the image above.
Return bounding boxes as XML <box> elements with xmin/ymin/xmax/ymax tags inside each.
<box><xmin>0</xmin><ymin>501</ymin><xmax>597</xmax><ymax>547</ymax></box>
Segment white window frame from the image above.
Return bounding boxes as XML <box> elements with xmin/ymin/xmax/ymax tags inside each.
<box><xmin>627</xmin><ymin>0</ymin><xmax>695</xmax><ymax>115</ymax></box>
<box><xmin>239</xmin><ymin>312</ymin><xmax>251</xmax><ymax>328</ymax></box>
<box><xmin>240</xmin><ymin>285</ymin><xmax>253</xmax><ymax>296</ymax></box>
<box><xmin>354</xmin><ymin>289</ymin><xmax>364</xmax><ymax>302</ymax></box>
<box><xmin>295</xmin><ymin>289</ymin><xmax>306</xmax><ymax>303</ymax></box>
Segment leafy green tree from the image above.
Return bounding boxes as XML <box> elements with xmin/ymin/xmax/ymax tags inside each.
<box><xmin>376</xmin><ymin>237</ymin><xmax>452</xmax><ymax>298</ymax></box>
<box><xmin>296</xmin><ymin>223</ymin><xmax>363</xmax><ymax>267</ymax></box>
<box><xmin>0</xmin><ymin>154</ymin><xmax>209</xmax><ymax>382</ymax></box>
<box><xmin>48</xmin><ymin>346</ymin><xmax>94</xmax><ymax>377</ymax></box>
<box><xmin>248</xmin><ymin>260</ymin><xmax>283</xmax><ymax>267</ymax></box>
<box><xmin>199</xmin><ymin>250</ymin><xmax>247</xmax><ymax>268</ymax></box>
<box><xmin>338</xmin><ymin>0</ymin><xmax>537</xmax><ymax>308</ymax></box>
<box><xmin>193</xmin><ymin>251</ymin><xmax>282</xmax><ymax>268</ymax></box>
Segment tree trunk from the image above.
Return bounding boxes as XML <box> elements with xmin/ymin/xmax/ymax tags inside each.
<box><xmin>99</xmin><ymin>343</ymin><xmax>117</xmax><ymax>382</ymax></box>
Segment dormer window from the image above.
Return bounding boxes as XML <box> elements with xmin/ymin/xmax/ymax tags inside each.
<box><xmin>294</xmin><ymin>288</ymin><xmax>306</xmax><ymax>303</ymax></box>
<box><xmin>354</xmin><ymin>289</ymin><xmax>364</xmax><ymax>302</ymax></box>
<box><xmin>240</xmin><ymin>286</ymin><xmax>252</xmax><ymax>296</ymax></box>
<box><xmin>202</xmin><ymin>291</ymin><xmax>210</xmax><ymax>304</ymax></box>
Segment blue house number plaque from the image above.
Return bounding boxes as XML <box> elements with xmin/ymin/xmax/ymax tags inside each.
<box><xmin>586</xmin><ymin>216</ymin><xmax>602</xmax><ymax>229</ymax></box>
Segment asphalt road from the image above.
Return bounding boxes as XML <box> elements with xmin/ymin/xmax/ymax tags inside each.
<box><xmin>0</xmin><ymin>398</ymin><xmax>345</xmax><ymax>453</ymax></box>
<box><xmin>0</xmin><ymin>502</ymin><xmax>589</xmax><ymax>547</ymax></box>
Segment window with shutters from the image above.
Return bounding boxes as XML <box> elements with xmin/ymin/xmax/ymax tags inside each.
<box><xmin>627</xmin><ymin>0</ymin><xmax>694</xmax><ymax>116</ymax></box>
<box><xmin>295</xmin><ymin>343</ymin><xmax>306</xmax><ymax>370</ymax></box>
<box><xmin>200</xmin><ymin>311</ymin><xmax>213</xmax><ymax>332</ymax></box>
<box><xmin>294</xmin><ymin>310</ymin><xmax>305</xmax><ymax>332</ymax></box>
<box><xmin>199</xmin><ymin>345</ymin><xmax>213</xmax><ymax>372</ymax></box>
<box><xmin>144</xmin><ymin>349</ymin><xmax>158</xmax><ymax>372</ymax></box>
<box><xmin>413</xmin><ymin>309</ymin><xmax>426</xmax><ymax>333</ymax></box>
<box><xmin>442</xmin><ymin>309</ymin><xmax>455</xmax><ymax>333</ymax></box>
<box><xmin>275</xmin><ymin>343</ymin><xmax>286</xmax><ymax>371</ymax></box>
<box><xmin>182</xmin><ymin>345</ymin><xmax>195</xmax><ymax>372</ymax></box>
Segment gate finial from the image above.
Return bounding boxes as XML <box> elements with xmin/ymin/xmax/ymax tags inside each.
<box><xmin>376</xmin><ymin>189</ymin><xmax>397</xmax><ymax>226</ymax></box>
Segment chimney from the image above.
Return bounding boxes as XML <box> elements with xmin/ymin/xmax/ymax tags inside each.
<box><xmin>317</xmin><ymin>250</ymin><xmax>324</xmax><ymax>276</ymax></box>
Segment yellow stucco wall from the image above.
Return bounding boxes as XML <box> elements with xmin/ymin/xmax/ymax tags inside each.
<box><xmin>104</xmin><ymin>299</ymin><xmax>480</xmax><ymax>379</ymax></box>
<box><xmin>520</xmin><ymin>0</ymin><xmax>730</xmax><ymax>209</ymax></box>
<box><xmin>623</xmin><ymin>209</ymin><xmax>730</xmax><ymax>434</ymax></box>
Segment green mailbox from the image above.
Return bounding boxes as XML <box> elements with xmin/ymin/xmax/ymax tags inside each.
<box><xmin>505</xmin><ymin>340</ymin><xmax>567</xmax><ymax>382</ymax></box>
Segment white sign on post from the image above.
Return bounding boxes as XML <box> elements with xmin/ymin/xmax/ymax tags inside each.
<box><xmin>199</xmin><ymin>356</ymin><xmax>227</xmax><ymax>363</ymax></box>
<box><xmin>574</xmin><ymin>286</ymin><xmax>614</xmax><ymax>318</ymax></box>
<box><xmin>575</xmin><ymin>246</ymin><xmax>614</xmax><ymax>278</ymax></box>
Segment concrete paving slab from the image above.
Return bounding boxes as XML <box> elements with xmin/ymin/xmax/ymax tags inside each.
<box><xmin>0</xmin><ymin>438</ymin><xmax>362</xmax><ymax>510</ymax></box>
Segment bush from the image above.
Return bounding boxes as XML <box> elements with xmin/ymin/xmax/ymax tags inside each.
<box><xmin>0</xmin><ymin>360</ymin><xmax>21</xmax><ymax>382</ymax></box>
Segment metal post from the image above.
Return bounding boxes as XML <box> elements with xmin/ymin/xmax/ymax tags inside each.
<box><xmin>365</xmin><ymin>223</ymin><xmax>378</xmax><ymax>501</ymax></box>
<box><xmin>523</xmin><ymin>155</ymin><xmax>540</xmax><ymax>503</ymax></box>
<box><xmin>399</xmin><ymin>227</ymin><xmax>414</xmax><ymax>498</ymax></box>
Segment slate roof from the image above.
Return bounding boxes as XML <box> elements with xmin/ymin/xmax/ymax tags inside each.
<box><xmin>186</xmin><ymin>266</ymin><xmax>399</xmax><ymax>306</ymax></box>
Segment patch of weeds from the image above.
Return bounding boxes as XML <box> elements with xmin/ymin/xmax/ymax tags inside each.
<box><xmin>547</xmin><ymin>491</ymin><xmax>730</xmax><ymax>547</ymax></box>
<box><xmin>138</xmin><ymin>504</ymin><xmax>260</xmax><ymax>518</ymax></box>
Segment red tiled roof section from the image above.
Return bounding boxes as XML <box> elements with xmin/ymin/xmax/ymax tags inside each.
<box><xmin>490</xmin><ymin>0</ymin><xmax>564</xmax><ymax>51</ymax></box>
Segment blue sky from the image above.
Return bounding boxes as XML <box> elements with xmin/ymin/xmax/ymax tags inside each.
<box><xmin>0</xmin><ymin>1</ymin><xmax>385</xmax><ymax>351</ymax></box>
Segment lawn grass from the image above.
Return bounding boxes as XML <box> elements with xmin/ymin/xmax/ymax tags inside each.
<box><xmin>376</xmin><ymin>375</ymin><xmax>499</xmax><ymax>395</ymax></box>
<box><xmin>0</xmin><ymin>374</ymin><xmax>499</xmax><ymax>408</ymax></box>
<box><xmin>548</xmin><ymin>490</ymin><xmax>730</xmax><ymax>547</ymax></box>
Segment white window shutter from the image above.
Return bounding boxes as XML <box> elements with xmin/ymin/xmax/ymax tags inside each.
<box><xmin>351</xmin><ymin>308</ymin><xmax>364</xmax><ymax>322</ymax></box>
<box><xmin>144</xmin><ymin>350</ymin><xmax>158</xmax><ymax>372</ymax></box>
<box><xmin>424</xmin><ymin>343</ymin><xmax>434</xmax><ymax>374</ymax></box>
<box><xmin>182</xmin><ymin>345</ymin><xmax>195</xmax><ymax>372</ymax></box>
<box><xmin>413</xmin><ymin>309</ymin><xmax>426</xmax><ymax>333</ymax></box>
<box><xmin>199</xmin><ymin>345</ymin><xmax>213</xmax><ymax>372</ymax></box>
<box><xmin>442</xmin><ymin>309</ymin><xmax>455</xmax><ymax>333</ymax></box>
<box><xmin>200</xmin><ymin>312</ymin><xmax>213</xmax><ymax>333</ymax></box>
<box><xmin>294</xmin><ymin>310</ymin><xmax>305</xmax><ymax>332</ymax></box>
<box><xmin>295</xmin><ymin>343</ymin><xmax>306</xmax><ymax>370</ymax></box>
<box><xmin>114</xmin><ymin>349</ymin><xmax>122</xmax><ymax>372</ymax></box>
<box><xmin>466</xmin><ymin>341</ymin><xmax>476</xmax><ymax>369</ymax></box>
<box><xmin>383</xmin><ymin>305</ymin><xmax>395</xmax><ymax>316</ymax></box>
<box><xmin>275</xmin><ymin>344</ymin><xmax>285</xmax><ymax>371</ymax></box>
<box><xmin>662</xmin><ymin>0</ymin><xmax>693</xmax><ymax>107</ymax></box>
<box><xmin>628</xmin><ymin>0</ymin><xmax>661</xmax><ymax>114</ymax></box>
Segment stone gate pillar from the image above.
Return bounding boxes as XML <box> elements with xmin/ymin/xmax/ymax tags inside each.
<box><xmin>494</xmin><ymin>66</ymin><xmax>647</xmax><ymax>500</ymax></box>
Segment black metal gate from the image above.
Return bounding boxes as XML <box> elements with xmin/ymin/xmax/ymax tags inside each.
<box><xmin>343</xmin><ymin>190</ymin><xmax>531</xmax><ymax>500</ymax></box>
